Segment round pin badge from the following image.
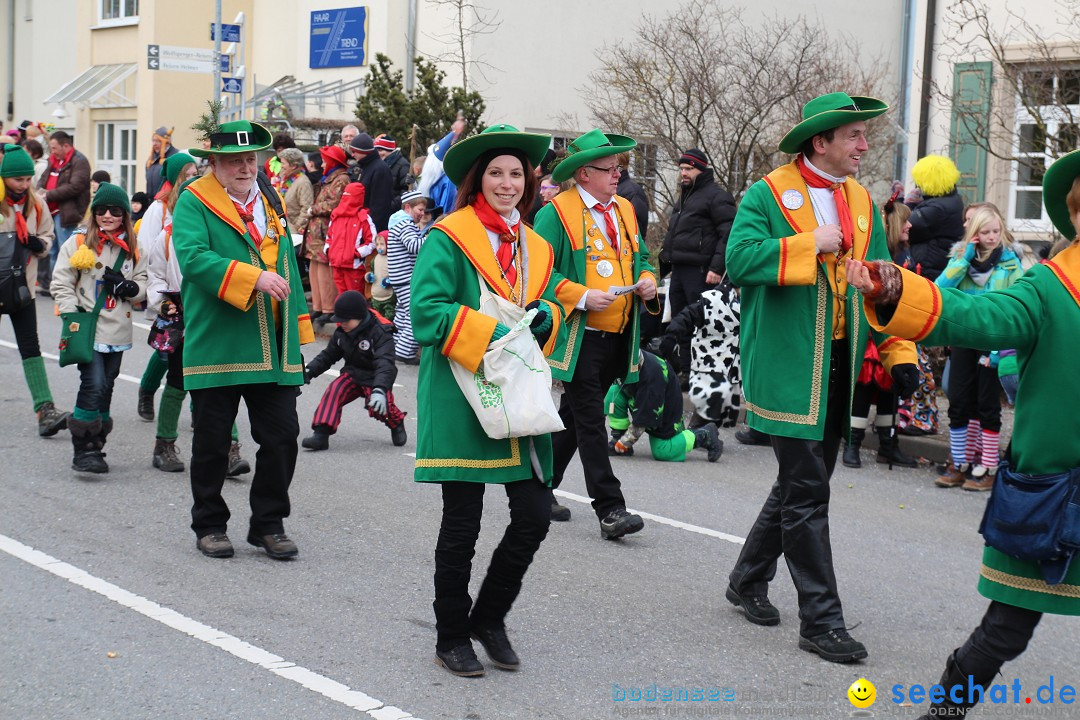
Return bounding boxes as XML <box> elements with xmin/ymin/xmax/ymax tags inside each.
<box><xmin>596</xmin><ymin>260</ymin><xmax>614</xmax><ymax>278</ymax></box>
<box><xmin>359</xmin><ymin>339</ymin><xmax>371</xmax><ymax>351</ymax></box>
<box><xmin>857</xmin><ymin>215</ymin><xmax>869</xmax><ymax>232</ymax></box>
<box><xmin>781</xmin><ymin>189</ymin><xmax>804</xmax><ymax>210</ymax></box>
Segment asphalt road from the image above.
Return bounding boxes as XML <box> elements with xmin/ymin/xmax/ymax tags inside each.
<box><xmin>1</xmin><ymin>298</ymin><xmax>1075</xmax><ymax>720</ymax></box>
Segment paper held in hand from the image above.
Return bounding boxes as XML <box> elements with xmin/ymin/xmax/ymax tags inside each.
<box><xmin>608</xmin><ymin>281</ymin><xmax>643</xmax><ymax>296</ymax></box>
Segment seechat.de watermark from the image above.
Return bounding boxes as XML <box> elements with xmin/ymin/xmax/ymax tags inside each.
<box><xmin>891</xmin><ymin>676</ymin><xmax>1076</xmax><ymax>709</ymax></box>
<box><xmin>612</xmin><ymin>684</ymin><xmax>736</xmax><ymax>703</ymax></box>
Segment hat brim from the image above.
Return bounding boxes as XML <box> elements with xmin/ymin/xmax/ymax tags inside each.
<box><xmin>1043</xmin><ymin>149</ymin><xmax>1080</xmax><ymax>239</ymax></box>
<box><xmin>778</xmin><ymin>97</ymin><xmax>889</xmax><ymax>154</ymax></box>
<box><xmin>189</xmin><ymin>124</ymin><xmax>273</xmax><ymax>157</ymax></box>
<box><xmin>442</xmin><ymin>131</ymin><xmax>553</xmax><ymax>186</ymax></box>
<box><xmin>551</xmin><ymin>134</ymin><xmax>637</xmax><ymax>183</ymax></box>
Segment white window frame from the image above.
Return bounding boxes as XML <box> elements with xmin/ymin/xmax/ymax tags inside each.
<box><xmin>95</xmin><ymin>122</ymin><xmax>139</xmax><ymax>195</ymax></box>
<box><xmin>1008</xmin><ymin>67</ymin><xmax>1080</xmax><ymax>234</ymax></box>
<box><xmin>96</xmin><ymin>0</ymin><xmax>139</xmax><ymax>28</ymax></box>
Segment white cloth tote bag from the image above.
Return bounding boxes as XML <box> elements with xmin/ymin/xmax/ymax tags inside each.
<box><xmin>449</xmin><ymin>271</ymin><xmax>565</xmax><ymax>439</ymax></box>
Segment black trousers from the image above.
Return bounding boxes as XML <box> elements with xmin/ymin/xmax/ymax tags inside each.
<box><xmin>947</xmin><ymin>346</ymin><xmax>1002</xmax><ymax>432</ymax></box>
<box><xmin>189</xmin><ymin>383</ymin><xmax>299</xmax><ymax>538</ymax></box>
<box><xmin>730</xmin><ymin>341</ymin><xmax>848</xmax><ymax>637</ymax></box>
<box><xmin>668</xmin><ymin>265</ymin><xmax>717</xmax><ymax>367</ymax></box>
<box><xmin>851</xmin><ymin>383</ymin><xmax>896</xmax><ymax>425</ymax></box>
<box><xmin>433</xmin><ymin>477</ymin><xmax>551</xmax><ymax>650</ymax></box>
<box><xmin>955</xmin><ymin>601</ymin><xmax>1042</xmax><ymax>683</ymax></box>
<box><xmin>551</xmin><ymin>330</ymin><xmax>628</xmax><ymax>518</ymax></box>
<box><xmin>3</xmin><ymin>299</ymin><xmax>42</xmax><ymax>358</ymax></box>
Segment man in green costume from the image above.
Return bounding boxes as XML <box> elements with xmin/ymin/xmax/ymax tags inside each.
<box><xmin>723</xmin><ymin>93</ymin><xmax>918</xmax><ymax>663</ymax></box>
<box><xmin>172</xmin><ymin>119</ymin><xmax>315</xmax><ymax>560</ymax></box>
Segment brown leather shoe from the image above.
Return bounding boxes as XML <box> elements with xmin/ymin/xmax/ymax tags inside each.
<box><xmin>935</xmin><ymin>462</ymin><xmax>970</xmax><ymax>488</ymax></box>
<box><xmin>197</xmin><ymin>533</ymin><xmax>234</xmax><ymax>558</ymax></box>
<box><xmin>963</xmin><ymin>467</ymin><xmax>995</xmax><ymax>492</ymax></box>
<box><xmin>247</xmin><ymin>531</ymin><xmax>298</xmax><ymax>559</ymax></box>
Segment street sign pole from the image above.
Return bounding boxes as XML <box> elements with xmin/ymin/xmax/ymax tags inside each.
<box><xmin>239</xmin><ymin>13</ymin><xmax>246</xmax><ymax>120</ymax></box>
<box><xmin>212</xmin><ymin>0</ymin><xmax>222</xmax><ymax>106</ymax></box>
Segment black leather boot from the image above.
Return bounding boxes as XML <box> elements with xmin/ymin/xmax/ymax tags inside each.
<box><xmin>876</xmin><ymin>427</ymin><xmax>918</xmax><ymax>468</ymax></box>
<box><xmin>915</xmin><ymin>651</ymin><xmax>982</xmax><ymax>719</ymax></box>
<box><xmin>692</xmin><ymin>422</ymin><xmax>723</xmax><ymax>462</ymax></box>
<box><xmin>842</xmin><ymin>428</ymin><xmax>864</xmax><ymax>468</ymax></box>
<box><xmin>70</xmin><ymin>417</ymin><xmax>108</xmax><ymax>473</ymax></box>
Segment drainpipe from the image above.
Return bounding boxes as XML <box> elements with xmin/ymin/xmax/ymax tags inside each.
<box><xmin>6</xmin><ymin>0</ymin><xmax>15</xmax><ymax>121</ymax></box>
<box><xmin>895</xmin><ymin>0</ymin><xmax>916</xmax><ymax>181</ymax></box>
<box><xmin>405</xmin><ymin>0</ymin><xmax>417</xmax><ymax>92</ymax></box>
<box><xmin>917</xmin><ymin>0</ymin><xmax>937</xmax><ymax>158</ymax></box>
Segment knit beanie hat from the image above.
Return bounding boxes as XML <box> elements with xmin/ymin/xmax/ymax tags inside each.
<box><xmin>164</xmin><ymin>152</ymin><xmax>196</xmax><ymax>184</ymax></box>
<box><xmin>678</xmin><ymin>148</ymin><xmax>709</xmax><ymax>171</ymax></box>
<box><xmin>91</xmin><ymin>182</ymin><xmax>131</xmax><ymax>213</ymax></box>
<box><xmin>1</xmin><ymin>143</ymin><xmax>36</xmax><ymax>178</ymax></box>
<box><xmin>374</xmin><ymin>135</ymin><xmax>396</xmax><ymax>151</ymax></box>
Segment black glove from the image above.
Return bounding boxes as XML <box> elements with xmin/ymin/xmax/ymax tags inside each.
<box><xmin>26</xmin><ymin>235</ymin><xmax>46</xmax><ymax>254</ymax></box>
<box><xmin>102</xmin><ymin>268</ymin><xmax>139</xmax><ymax>299</ymax></box>
<box><xmin>524</xmin><ymin>300</ymin><xmax>553</xmax><ymax>348</ymax></box>
<box><xmin>303</xmin><ymin>369</ymin><xmax>313</xmax><ymax>385</ymax></box>
<box><xmin>891</xmin><ymin>363</ymin><xmax>920</xmax><ymax>399</ymax></box>
<box><xmin>657</xmin><ymin>334</ymin><xmax>677</xmax><ymax>361</ymax></box>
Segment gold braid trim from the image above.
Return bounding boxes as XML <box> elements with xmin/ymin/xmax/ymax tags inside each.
<box><xmin>415</xmin><ymin>437</ymin><xmax>522</xmax><ymax>469</ymax></box>
<box><xmin>980</xmin><ymin>564</ymin><xmax>1080</xmax><ymax>599</ymax></box>
<box><xmin>744</xmin><ymin>271</ymin><xmax>827</xmax><ymax>425</ymax></box>
<box><xmin>184</xmin><ymin>245</ymin><xmax>272</xmax><ymax>376</ymax></box>
<box><xmin>547</xmin><ymin>312</ymin><xmax>583</xmax><ymax>372</ymax></box>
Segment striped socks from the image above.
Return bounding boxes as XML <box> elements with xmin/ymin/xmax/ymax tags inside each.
<box><xmin>965</xmin><ymin>419</ymin><xmax>982</xmax><ymax>464</ymax></box>
<box><xmin>950</xmin><ymin>426</ymin><xmax>968</xmax><ymax>468</ymax></box>
<box><xmin>981</xmin><ymin>429</ymin><xmax>1000</xmax><ymax>471</ymax></box>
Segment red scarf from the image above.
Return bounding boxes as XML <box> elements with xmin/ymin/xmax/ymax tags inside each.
<box><xmin>155</xmin><ymin>179</ymin><xmax>173</xmax><ymax>203</ymax></box>
<box><xmin>473</xmin><ymin>194</ymin><xmax>520</xmax><ymax>286</ymax></box>
<box><xmin>45</xmin><ymin>146</ymin><xmax>75</xmax><ymax>214</ymax></box>
<box><xmin>796</xmin><ymin>154</ymin><xmax>853</xmax><ymax>253</ymax></box>
<box><xmin>98</xmin><ymin>229</ymin><xmax>131</xmax><ymax>255</ymax></box>
<box><xmin>4</xmin><ymin>193</ymin><xmax>35</xmax><ymax>244</ymax></box>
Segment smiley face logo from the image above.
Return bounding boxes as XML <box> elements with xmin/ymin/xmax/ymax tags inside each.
<box><xmin>847</xmin><ymin>678</ymin><xmax>876</xmax><ymax>709</ymax></box>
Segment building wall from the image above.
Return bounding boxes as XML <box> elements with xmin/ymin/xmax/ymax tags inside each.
<box><xmin>4</xmin><ymin>0</ymin><xmax>79</xmax><ymax>134</ymax></box>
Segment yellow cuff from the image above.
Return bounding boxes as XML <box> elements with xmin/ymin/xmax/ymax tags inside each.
<box><xmin>779</xmin><ymin>232</ymin><xmax>819</xmax><ymax>286</ymax></box>
<box><xmin>539</xmin><ymin>299</ymin><xmax>562</xmax><ymax>357</ymax></box>
<box><xmin>297</xmin><ymin>314</ymin><xmax>315</xmax><ymax>345</ymax></box>
<box><xmin>218</xmin><ymin>261</ymin><xmax>260</xmax><ymax>311</ymax></box>
<box><xmin>554</xmin><ymin>277</ymin><xmax>587</xmax><ymax>316</ymax></box>
<box><xmin>877</xmin><ymin>336</ymin><xmax>918</xmax><ymax>371</ymax></box>
<box><xmin>863</xmin><ymin>267</ymin><xmax>943</xmax><ymax>342</ymax></box>
<box><xmin>441</xmin><ymin>306</ymin><xmax>497</xmax><ymax>373</ymax></box>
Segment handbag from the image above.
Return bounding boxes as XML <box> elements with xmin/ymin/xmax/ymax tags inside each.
<box><xmin>147</xmin><ymin>291</ymin><xmax>184</xmax><ymax>354</ymax></box>
<box><xmin>58</xmin><ymin>250</ymin><xmax>127</xmax><ymax>367</ymax></box>
<box><xmin>0</xmin><ymin>230</ymin><xmax>32</xmax><ymax>314</ymax></box>
<box><xmin>978</xmin><ymin>456</ymin><xmax>1080</xmax><ymax>585</ymax></box>
<box><xmin>449</xmin><ymin>271</ymin><xmax>564</xmax><ymax>440</ymax></box>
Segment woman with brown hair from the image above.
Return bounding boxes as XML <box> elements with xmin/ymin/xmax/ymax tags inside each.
<box><xmin>305</xmin><ymin>144</ymin><xmax>350</xmax><ymax>327</ymax></box>
<box><xmin>52</xmin><ymin>183</ymin><xmax>148</xmax><ymax>473</ymax></box>
<box><xmin>0</xmin><ymin>143</ymin><xmax>68</xmax><ymax>436</ymax></box>
<box><xmin>410</xmin><ymin>124</ymin><xmax>566</xmax><ymax>677</ymax></box>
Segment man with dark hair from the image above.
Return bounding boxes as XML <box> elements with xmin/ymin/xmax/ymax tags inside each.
<box><xmin>36</xmin><ymin>130</ymin><xmax>91</xmax><ymax>293</ymax></box>
<box><xmin>659</xmin><ymin>148</ymin><xmax>736</xmax><ymax>374</ymax></box>
<box><xmin>374</xmin><ymin>135</ymin><xmax>410</xmax><ymax>211</ymax></box>
<box><xmin>348</xmin><ymin>133</ymin><xmax>394</xmax><ymax>232</ymax></box>
<box><xmin>724</xmin><ymin>92</ymin><xmax>919</xmax><ymax>663</ymax></box>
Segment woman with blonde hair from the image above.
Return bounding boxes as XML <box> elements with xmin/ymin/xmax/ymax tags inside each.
<box><xmin>934</xmin><ymin>204</ymin><xmax>1023</xmax><ymax>489</ymax></box>
<box><xmin>52</xmin><ymin>184</ymin><xmax>148</xmax><ymax>474</ymax></box>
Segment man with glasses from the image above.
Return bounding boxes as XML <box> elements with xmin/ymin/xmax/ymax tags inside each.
<box><xmin>171</xmin><ymin>119</ymin><xmax>315</xmax><ymax>560</ymax></box>
<box><xmin>533</xmin><ymin>129</ymin><xmax>660</xmax><ymax>539</ymax></box>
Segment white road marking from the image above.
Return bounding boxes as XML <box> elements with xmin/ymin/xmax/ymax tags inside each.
<box><xmin>2</xmin><ymin>339</ymin><xmax>743</xmax><ymax>545</ymax></box>
<box><xmin>0</xmin><ymin>533</ymin><xmax>423</xmax><ymax>720</ymax></box>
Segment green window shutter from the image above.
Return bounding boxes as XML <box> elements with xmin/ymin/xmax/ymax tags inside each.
<box><xmin>949</xmin><ymin>62</ymin><xmax>993</xmax><ymax>204</ymax></box>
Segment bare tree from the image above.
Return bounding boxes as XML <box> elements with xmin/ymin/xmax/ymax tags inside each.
<box><xmin>933</xmin><ymin>0</ymin><xmax>1080</xmax><ymax>170</ymax></box>
<box><xmin>423</xmin><ymin>0</ymin><xmax>501</xmax><ymax>93</ymax></box>
<box><xmin>586</xmin><ymin>0</ymin><xmax>893</xmax><ymax>235</ymax></box>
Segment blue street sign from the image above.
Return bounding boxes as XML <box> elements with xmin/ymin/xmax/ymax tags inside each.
<box><xmin>309</xmin><ymin>7</ymin><xmax>367</xmax><ymax>69</ymax></box>
<box><xmin>220</xmin><ymin>54</ymin><xmax>231</xmax><ymax>73</ymax></box>
<box><xmin>221</xmin><ymin>77</ymin><xmax>243</xmax><ymax>94</ymax></box>
<box><xmin>211</xmin><ymin>23</ymin><xmax>241</xmax><ymax>43</ymax></box>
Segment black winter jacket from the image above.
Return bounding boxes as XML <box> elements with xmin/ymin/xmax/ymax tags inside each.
<box><xmin>384</xmin><ymin>150</ymin><xmax>411</xmax><ymax>208</ymax></box>
<box><xmin>660</xmin><ymin>168</ymin><xmax>736</xmax><ymax>275</ymax></box>
<box><xmin>617</xmin><ymin>170</ymin><xmax>650</xmax><ymax>239</ymax></box>
<box><xmin>305</xmin><ymin>313</ymin><xmax>398</xmax><ymax>390</ymax></box>
<box><xmin>906</xmin><ymin>190</ymin><xmax>965</xmax><ymax>280</ymax></box>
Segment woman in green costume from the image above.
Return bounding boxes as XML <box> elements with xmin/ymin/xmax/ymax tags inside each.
<box><xmin>846</xmin><ymin>150</ymin><xmax>1080</xmax><ymax>719</ymax></box>
<box><xmin>410</xmin><ymin>125</ymin><xmax>566</xmax><ymax>677</ymax></box>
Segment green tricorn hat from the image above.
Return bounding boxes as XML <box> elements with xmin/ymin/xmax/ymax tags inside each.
<box><xmin>552</xmin><ymin>128</ymin><xmax>636</xmax><ymax>183</ymax></box>
<box><xmin>441</xmin><ymin>124</ymin><xmax>552</xmax><ymax>186</ymax></box>
<box><xmin>1042</xmin><ymin>148</ymin><xmax>1080</xmax><ymax>239</ymax></box>
<box><xmin>190</xmin><ymin>120</ymin><xmax>273</xmax><ymax>157</ymax></box>
<box><xmin>778</xmin><ymin>92</ymin><xmax>889</xmax><ymax>155</ymax></box>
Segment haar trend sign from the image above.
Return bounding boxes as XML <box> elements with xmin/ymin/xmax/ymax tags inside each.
<box><xmin>310</xmin><ymin>7</ymin><xmax>368</xmax><ymax>69</ymax></box>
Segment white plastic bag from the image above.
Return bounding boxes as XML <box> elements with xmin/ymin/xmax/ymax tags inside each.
<box><xmin>449</xmin><ymin>272</ymin><xmax>565</xmax><ymax>439</ymax></box>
